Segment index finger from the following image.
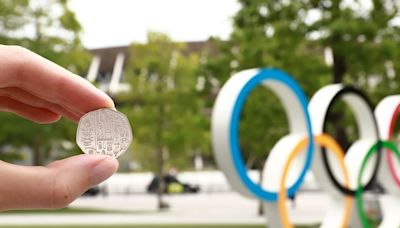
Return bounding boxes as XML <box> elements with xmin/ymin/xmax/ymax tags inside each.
<box><xmin>0</xmin><ymin>45</ymin><xmax>114</xmax><ymax>116</ymax></box>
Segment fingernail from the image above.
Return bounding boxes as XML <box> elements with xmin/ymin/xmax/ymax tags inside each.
<box><xmin>89</xmin><ymin>157</ymin><xmax>118</xmax><ymax>185</ymax></box>
<box><xmin>99</xmin><ymin>90</ymin><xmax>115</xmax><ymax>108</ymax></box>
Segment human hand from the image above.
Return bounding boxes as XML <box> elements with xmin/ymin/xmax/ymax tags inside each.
<box><xmin>0</xmin><ymin>45</ymin><xmax>118</xmax><ymax>210</ymax></box>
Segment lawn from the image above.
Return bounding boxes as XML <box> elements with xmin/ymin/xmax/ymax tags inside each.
<box><xmin>0</xmin><ymin>208</ymin><xmax>320</xmax><ymax>228</ymax></box>
<box><xmin>0</xmin><ymin>226</ymin><xmax>319</xmax><ymax>228</ymax></box>
<box><xmin>0</xmin><ymin>226</ymin><xmax>261</xmax><ymax>228</ymax></box>
<box><xmin>0</xmin><ymin>207</ymin><xmax>136</xmax><ymax>214</ymax></box>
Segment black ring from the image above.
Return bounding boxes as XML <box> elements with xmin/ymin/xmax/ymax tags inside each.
<box><xmin>321</xmin><ymin>86</ymin><xmax>381</xmax><ymax>196</ymax></box>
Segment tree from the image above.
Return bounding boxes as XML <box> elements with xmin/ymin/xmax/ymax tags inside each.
<box><xmin>206</xmin><ymin>0</ymin><xmax>400</xmax><ymax>214</ymax></box>
<box><xmin>0</xmin><ymin>0</ymin><xmax>29</xmax><ymax>44</ymax></box>
<box><xmin>231</xmin><ymin>0</ymin><xmax>400</xmax><ymax>147</ymax></box>
<box><xmin>120</xmin><ymin>32</ymin><xmax>209</xmax><ymax>209</ymax></box>
<box><xmin>205</xmin><ymin>6</ymin><xmax>330</xmax><ymax>172</ymax></box>
<box><xmin>0</xmin><ymin>112</ymin><xmax>81</xmax><ymax>165</ymax></box>
<box><xmin>0</xmin><ymin>0</ymin><xmax>90</xmax><ymax>165</ymax></box>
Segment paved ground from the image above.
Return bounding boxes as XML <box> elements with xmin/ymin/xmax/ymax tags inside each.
<box><xmin>0</xmin><ymin>191</ymin><xmax>330</xmax><ymax>226</ymax></box>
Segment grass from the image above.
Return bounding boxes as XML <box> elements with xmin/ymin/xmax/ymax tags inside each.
<box><xmin>0</xmin><ymin>208</ymin><xmax>320</xmax><ymax>228</ymax></box>
<box><xmin>0</xmin><ymin>225</ymin><xmax>320</xmax><ymax>228</ymax></box>
<box><xmin>0</xmin><ymin>226</ymin><xmax>263</xmax><ymax>228</ymax></box>
<box><xmin>0</xmin><ymin>207</ymin><xmax>135</xmax><ymax>214</ymax></box>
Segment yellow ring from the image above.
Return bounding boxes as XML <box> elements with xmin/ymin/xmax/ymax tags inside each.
<box><xmin>278</xmin><ymin>134</ymin><xmax>353</xmax><ymax>228</ymax></box>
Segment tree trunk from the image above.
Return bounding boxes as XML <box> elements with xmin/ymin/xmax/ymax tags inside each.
<box><xmin>246</xmin><ymin>154</ymin><xmax>256</xmax><ymax>169</ymax></box>
<box><xmin>156</xmin><ymin>146</ymin><xmax>168</xmax><ymax>210</ymax></box>
<box><xmin>332</xmin><ymin>48</ymin><xmax>347</xmax><ymax>83</ymax></box>
<box><xmin>329</xmin><ymin>48</ymin><xmax>351</xmax><ymax>150</ymax></box>
<box><xmin>326</xmin><ymin>112</ymin><xmax>351</xmax><ymax>150</ymax></box>
<box><xmin>32</xmin><ymin>140</ymin><xmax>42</xmax><ymax>166</ymax></box>
<box><xmin>257</xmin><ymin>163</ymin><xmax>264</xmax><ymax>216</ymax></box>
<box><xmin>156</xmin><ymin>78</ymin><xmax>169</xmax><ymax>210</ymax></box>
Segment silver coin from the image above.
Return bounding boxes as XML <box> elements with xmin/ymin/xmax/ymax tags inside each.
<box><xmin>76</xmin><ymin>108</ymin><xmax>132</xmax><ymax>158</ymax></box>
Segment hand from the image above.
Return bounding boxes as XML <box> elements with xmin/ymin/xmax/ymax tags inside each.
<box><xmin>0</xmin><ymin>45</ymin><xmax>118</xmax><ymax>210</ymax></box>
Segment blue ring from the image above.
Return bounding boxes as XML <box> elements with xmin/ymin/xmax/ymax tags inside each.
<box><xmin>229</xmin><ymin>68</ymin><xmax>314</xmax><ymax>201</ymax></box>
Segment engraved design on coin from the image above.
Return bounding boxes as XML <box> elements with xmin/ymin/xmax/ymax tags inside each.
<box><xmin>77</xmin><ymin>108</ymin><xmax>132</xmax><ymax>158</ymax></box>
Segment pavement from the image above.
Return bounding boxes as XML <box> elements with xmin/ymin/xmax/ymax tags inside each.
<box><xmin>0</xmin><ymin>191</ymin><xmax>331</xmax><ymax>226</ymax></box>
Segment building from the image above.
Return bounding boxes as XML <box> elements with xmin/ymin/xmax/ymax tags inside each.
<box><xmin>86</xmin><ymin>41</ymin><xmax>217</xmax><ymax>95</ymax></box>
<box><xmin>86</xmin><ymin>45</ymin><xmax>130</xmax><ymax>94</ymax></box>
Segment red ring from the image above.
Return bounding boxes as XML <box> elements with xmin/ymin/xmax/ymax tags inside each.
<box><xmin>387</xmin><ymin>103</ymin><xmax>400</xmax><ymax>186</ymax></box>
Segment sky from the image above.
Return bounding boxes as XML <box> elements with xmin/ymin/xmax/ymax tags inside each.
<box><xmin>68</xmin><ymin>0</ymin><xmax>240</xmax><ymax>49</ymax></box>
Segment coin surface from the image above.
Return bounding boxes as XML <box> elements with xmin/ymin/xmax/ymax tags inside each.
<box><xmin>76</xmin><ymin>108</ymin><xmax>132</xmax><ymax>158</ymax></box>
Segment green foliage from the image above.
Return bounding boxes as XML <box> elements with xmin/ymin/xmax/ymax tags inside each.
<box><xmin>205</xmin><ymin>3</ymin><xmax>329</xmax><ymax>169</ymax></box>
<box><xmin>121</xmin><ymin>32</ymin><xmax>210</xmax><ymax>171</ymax></box>
<box><xmin>238</xmin><ymin>87</ymin><xmax>288</xmax><ymax>168</ymax></box>
<box><xmin>205</xmin><ymin>0</ymin><xmax>400</xmax><ymax>168</ymax></box>
<box><xmin>0</xmin><ymin>112</ymin><xmax>79</xmax><ymax>165</ymax></box>
<box><xmin>0</xmin><ymin>0</ymin><xmax>29</xmax><ymax>35</ymax></box>
<box><xmin>0</xmin><ymin>0</ymin><xmax>90</xmax><ymax>74</ymax></box>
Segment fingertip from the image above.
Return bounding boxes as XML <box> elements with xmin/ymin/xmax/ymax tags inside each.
<box><xmin>99</xmin><ymin>90</ymin><xmax>115</xmax><ymax>109</ymax></box>
<box><xmin>89</xmin><ymin>156</ymin><xmax>119</xmax><ymax>185</ymax></box>
<box><xmin>17</xmin><ymin>110</ymin><xmax>61</xmax><ymax>125</ymax></box>
<box><xmin>38</xmin><ymin>113</ymin><xmax>62</xmax><ymax>124</ymax></box>
<box><xmin>75</xmin><ymin>74</ymin><xmax>115</xmax><ymax>111</ymax></box>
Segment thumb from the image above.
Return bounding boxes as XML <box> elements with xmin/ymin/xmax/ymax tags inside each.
<box><xmin>0</xmin><ymin>154</ymin><xmax>118</xmax><ymax>211</ymax></box>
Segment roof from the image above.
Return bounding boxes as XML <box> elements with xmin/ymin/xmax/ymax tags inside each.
<box><xmin>87</xmin><ymin>41</ymin><xmax>217</xmax><ymax>73</ymax></box>
<box><xmin>88</xmin><ymin>46</ymin><xmax>130</xmax><ymax>73</ymax></box>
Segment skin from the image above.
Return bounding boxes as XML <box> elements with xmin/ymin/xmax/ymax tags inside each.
<box><xmin>0</xmin><ymin>45</ymin><xmax>119</xmax><ymax>211</ymax></box>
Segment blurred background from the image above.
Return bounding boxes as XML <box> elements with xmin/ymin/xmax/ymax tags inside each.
<box><xmin>0</xmin><ymin>0</ymin><xmax>399</xmax><ymax>227</ymax></box>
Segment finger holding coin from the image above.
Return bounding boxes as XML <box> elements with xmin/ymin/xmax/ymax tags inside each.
<box><xmin>76</xmin><ymin>108</ymin><xmax>132</xmax><ymax>158</ymax></box>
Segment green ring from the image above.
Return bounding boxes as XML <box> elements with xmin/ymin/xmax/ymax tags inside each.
<box><xmin>356</xmin><ymin>141</ymin><xmax>400</xmax><ymax>227</ymax></box>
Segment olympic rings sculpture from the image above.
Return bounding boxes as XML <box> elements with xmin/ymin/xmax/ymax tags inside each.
<box><xmin>211</xmin><ymin>68</ymin><xmax>400</xmax><ymax>228</ymax></box>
